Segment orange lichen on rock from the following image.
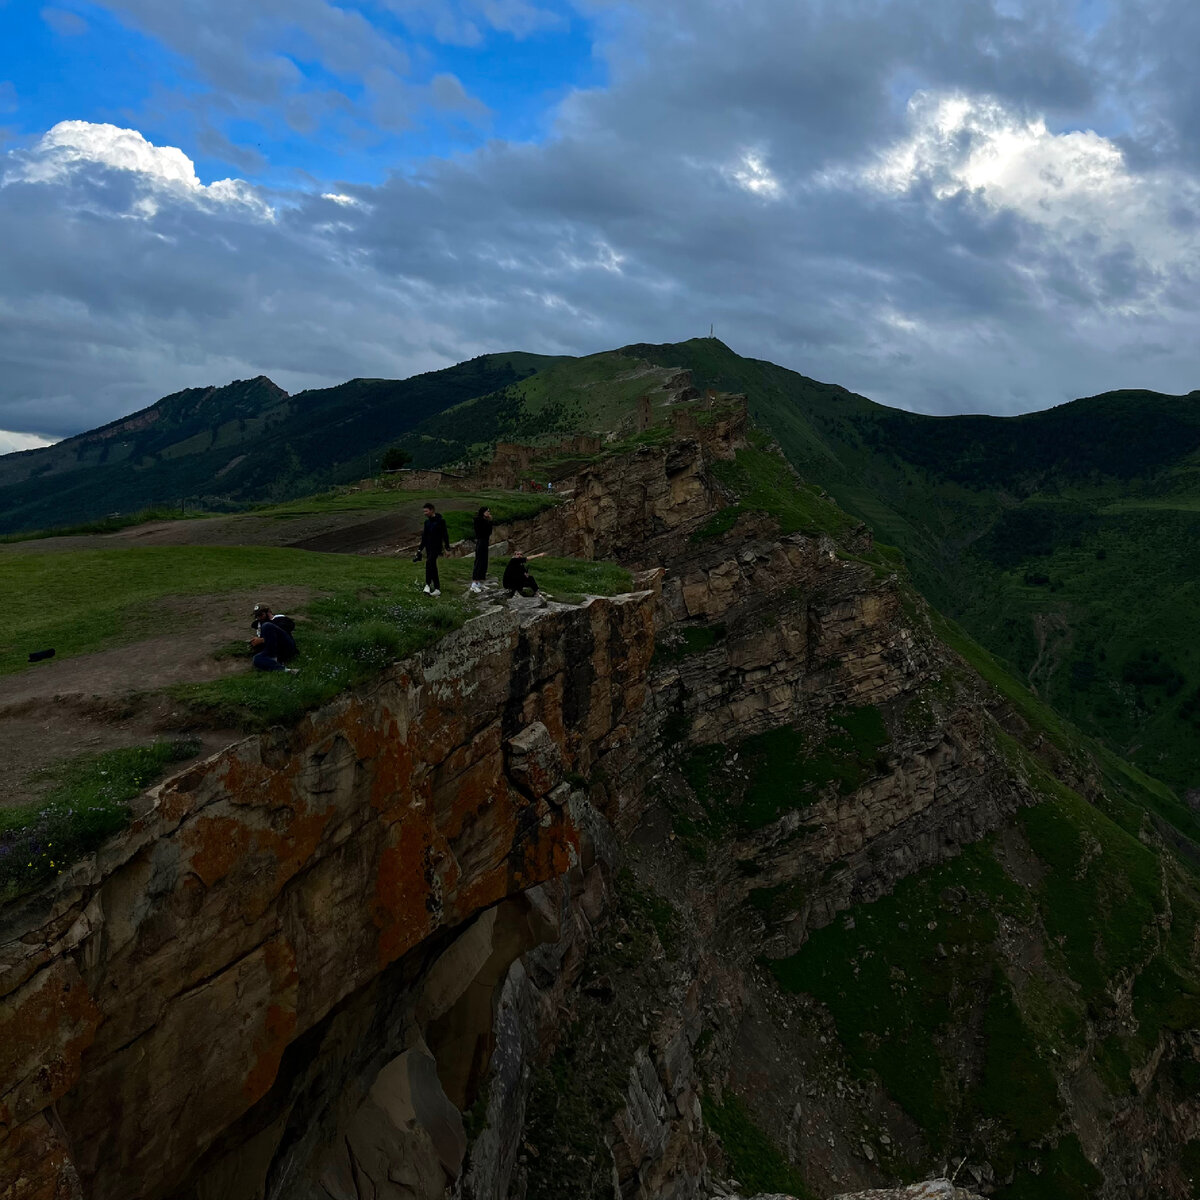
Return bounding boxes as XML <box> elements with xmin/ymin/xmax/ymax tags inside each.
<box><xmin>0</xmin><ymin>582</ymin><xmax>656</xmax><ymax>1200</ymax></box>
<box><xmin>0</xmin><ymin>960</ymin><xmax>101</xmax><ymax>1132</ymax></box>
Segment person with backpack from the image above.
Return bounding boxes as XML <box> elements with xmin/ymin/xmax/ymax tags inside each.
<box><xmin>471</xmin><ymin>506</ymin><xmax>493</xmax><ymax>593</ymax></box>
<box><xmin>415</xmin><ymin>502</ymin><xmax>451</xmax><ymax>596</ymax></box>
<box><xmin>250</xmin><ymin>604</ymin><xmax>298</xmax><ymax>671</ymax></box>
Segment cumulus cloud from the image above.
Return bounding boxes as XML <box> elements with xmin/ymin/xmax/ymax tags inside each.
<box><xmin>856</xmin><ymin>91</ymin><xmax>1200</xmax><ymax>313</ymax></box>
<box><xmin>5</xmin><ymin>121</ymin><xmax>274</xmax><ymax>218</ymax></box>
<box><xmin>5</xmin><ymin>0</ymin><xmax>1200</xmax><ymax>439</ymax></box>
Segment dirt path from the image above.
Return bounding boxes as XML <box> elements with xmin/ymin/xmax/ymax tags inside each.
<box><xmin>0</xmin><ymin>587</ymin><xmax>312</xmax><ymax>810</ymax></box>
<box><xmin>0</xmin><ymin>498</ymin><xmax>477</xmax><ymax>557</ymax></box>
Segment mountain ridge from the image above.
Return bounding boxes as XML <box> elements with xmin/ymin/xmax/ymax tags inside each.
<box><xmin>7</xmin><ymin>337</ymin><xmax>1200</xmax><ymax>788</ymax></box>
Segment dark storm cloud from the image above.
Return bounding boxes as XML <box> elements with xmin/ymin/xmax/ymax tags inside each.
<box><xmin>5</xmin><ymin>0</ymin><xmax>1200</xmax><ymax>445</ymax></box>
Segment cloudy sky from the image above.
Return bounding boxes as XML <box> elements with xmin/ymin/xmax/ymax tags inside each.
<box><xmin>3</xmin><ymin>0</ymin><xmax>1200</xmax><ymax>450</ymax></box>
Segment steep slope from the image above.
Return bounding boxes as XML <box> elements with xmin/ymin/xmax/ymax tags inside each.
<box><xmin>6</xmin><ymin>400</ymin><xmax>1200</xmax><ymax>1200</ymax></box>
<box><xmin>620</xmin><ymin>340</ymin><xmax>1200</xmax><ymax>791</ymax></box>
<box><xmin>0</xmin><ymin>353</ymin><xmax>558</xmax><ymax>535</ymax></box>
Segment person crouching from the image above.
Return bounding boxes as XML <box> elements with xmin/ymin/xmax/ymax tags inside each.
<box><xmin>502</xmin><ymin>550</ymin><xmax>546</xmax><ymax>598</ymax></box>
<box><xmin>250</xmin><ymin>604</ymin><xmax>298</xmax><ymax>671</ymax></box>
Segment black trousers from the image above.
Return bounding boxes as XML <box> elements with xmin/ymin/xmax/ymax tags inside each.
<box><xmin>472</xmin><ymin>545</ymin><xmax>489</xmax><ymax>581</ymax></box>
<box><xmin>425</xmin><ymin>555</ymin><xmax>441</xmax><ymax>591</ymax></box>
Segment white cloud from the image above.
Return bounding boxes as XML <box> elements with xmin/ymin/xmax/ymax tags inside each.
<box><xmin>8</xmin><ymin>0</ymin><xmax>1200</xmax><ymax>443</ymax></box>
<box><xmin>865</xmin><ymin>92</ymin><xmax>1128</xmax><ymax>219</ymax></box>
<box><xmin>727</xmin><ymin>150</ymin><xmax>783</xmax><ymax>200</ymax></box>
<box><xmin>5</xmin><ymin>121</ymin><xmax>274</xmax><ymax>219</ymax></box>
<box><xmin>859</xmin><ymin>90</ymin><xmax>1200</xmax><ymax>313</ymax></box>
<box><xmin>0</xmin><ymin>430</ymin><xmax>58</xmax><ymax>455</ymax></box>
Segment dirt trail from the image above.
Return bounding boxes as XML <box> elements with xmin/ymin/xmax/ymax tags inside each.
<box><xmin>0</xmin><ymin>498</ymin><xmax>476</xmax><ymax>556</ymax></box>
<box><xmin>0</xmin><ymin>588</ymin><xmax>312</xmax><ymax>809</ymax></box>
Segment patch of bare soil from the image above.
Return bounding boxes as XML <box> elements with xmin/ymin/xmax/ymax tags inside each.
<box><xmin>0</xmin><ymin>587</ymin><xmax>311</xmax><ymax>810</ymax></box>
<box><xmin>0</xmin><ymin>499</ymin><xmax>477</xmax><ymax>557</ymax></box>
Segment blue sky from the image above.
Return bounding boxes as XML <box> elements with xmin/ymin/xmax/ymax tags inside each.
<box><xmin>3</xmin><ymin>0</ymin><xmax>1200</xmax><ymax>446</ymax></box>
<box><xmin>1</xmin><ymin>0</ymin><xmax>607</xmax><ymax>184</ymax></box>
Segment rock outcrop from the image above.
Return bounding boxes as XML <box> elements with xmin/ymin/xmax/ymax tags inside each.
<box><xmin>1</xmin><ymin>592</ymin><xmax>654</xmax><ymax>1200</ymax></box>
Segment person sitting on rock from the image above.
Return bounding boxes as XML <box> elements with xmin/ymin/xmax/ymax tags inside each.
<box><xmin>250</xmin><ymin>603</ymin><xmax>298</xmax><ymax>671</ymax></box>
<box><xmin>502</xmin><ymin>550</ymin><xmax>546</xmax><ymax>598</ymax></box>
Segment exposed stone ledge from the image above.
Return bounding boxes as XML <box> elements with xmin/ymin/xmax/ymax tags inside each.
<box><xmin>0</xmin><ymin>588</ymin><xmax>656</xmax><ymax>1200</ymax></box>
<box><xmin>709</xmin><ymin>1179</ymin><xmax>983</xmax><ymax>1200</ymax></box>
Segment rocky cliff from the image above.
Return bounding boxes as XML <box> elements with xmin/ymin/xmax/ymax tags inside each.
<box><xmin>4</xmin><ymin>400</ymin><xmax>1200</xmax><ymax>1200</ymax></box>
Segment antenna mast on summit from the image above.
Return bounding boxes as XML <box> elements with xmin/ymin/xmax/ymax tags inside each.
<box><xmin>709</xmin><ymin>323</ymin><xmax>714</xmax><ymax>338</ymax></box>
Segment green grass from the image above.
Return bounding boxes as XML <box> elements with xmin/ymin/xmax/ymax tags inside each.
<box><xmin>0</xmin><ymin>544</ymin><xmax>629</xmax><ymax>679</ymax></box>
<box><xmin>680</xmin><ymin>706</ymin><xmax>891</xmax><ymax>839</ymax></box>
<box><xmin>765</xmin><ymin>743</ymin><xmax>1200</xmax><ymax>1188</ymax></box>
<box><xmin>1</xmin><ymin>740</ymin><xmax>200</xmax><ymax>902</ymax></box>
<box><xmin>701</xmin><ymin>1092</ymin><xmax>816</xmax><ymax>1200</ymax></box>
<box><xmin>769</xmin><ymin>840</ymin><xmax>1034</xmax><ymax>1147</ymax></box>
<box><xmin>1007</xmin><ymin>1135</ymin><xmax>1104</xmax><ymax>1200</ymax></box>
<box><xmin>0</xmin><ymin>544</ymin><xmax>438</xmax><ymax>675</ymax></box>
<box><xmin>169</xmin><ymin>556</ymin><xmax>631</xmax><ymax>729</ymax></box>
<box><xmin>169</xmin><ymin>590</ymin><xmax>471</xmax><ymax>730</ymax></box>
<box><xmin>530</xmin><ymin>557</ymin><xmax>633</xmax><ymax>605</ymax></box>
<box><xmin>652</xmin><ymin>624</ymin><xmax>725</xmax><ymax>664</ymax></box>
<box><xmin>706</xmin><ymin>437</ymin><xmax>859</xmax><ymax>540</ymax></box>
<box><xmin>1016</xmin><ymin>769</ymin><xmax>1165</xmax><ymax>1006</ymax></box>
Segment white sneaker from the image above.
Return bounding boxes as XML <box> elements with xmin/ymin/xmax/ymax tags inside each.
<box><xmin>431</xmin><ymin>589</ymin><xmax>441</xmax><ymax>597</ymax></box>
<box><xmin>470</xmin><ymin>582</ymin><xmax>482</xmax><ymax>593</ymax></box>
<box><xmin>422</xmin><ymin>584</ymin><xmax>431</xmax><ymax>594</ymax></box>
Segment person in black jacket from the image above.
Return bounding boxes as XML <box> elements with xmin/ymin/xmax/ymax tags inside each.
<box><xmin>250</xmin><ymin>604</ymin><xmax>298</xmax><ymax>671</ymax></box>
<box><xmin>470</xmin><ymin>506</ymin><xmax>493</xmax><ymax>593</ymax></box>
<box><xmin>502</xmin><ymin>550</ymin><xmax>545</xmax><ymax>597</ymax></box>
<box><xmin>417</xmin><ymin>502</ymin><xmax>451</xmax><ymax>596</ymax></box>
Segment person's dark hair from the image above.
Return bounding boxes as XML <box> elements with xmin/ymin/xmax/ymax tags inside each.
<box><xmin>423</xmin><ymin>502</ymin><xmax>434</xmax><ymax>512</ymax></box>
<box><xmin>476</xmin><ymin>506</ymin><xmax>488</xmax><ymax>519</ymax></box>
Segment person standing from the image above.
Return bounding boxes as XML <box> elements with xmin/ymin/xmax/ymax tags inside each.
<box><xmin>471</xmin><ymin>506</ymin><xmax>493</xmax><ymax>593</ymax></box>
<box><xmin>417</xmin><ymin>502</ymin><xmax>450</xmax><ymax>596</ymax></box>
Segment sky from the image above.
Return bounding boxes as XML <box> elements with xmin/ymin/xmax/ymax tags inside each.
<box><xmin>3</xmin><ymin>0</ymin><xmax>1200</xmax><ymax>451</ymax></box>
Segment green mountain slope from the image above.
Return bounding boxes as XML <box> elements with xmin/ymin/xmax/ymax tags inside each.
<box><xmin>0</xmin><ymin>352</ymin><xmax>559</xmax><ymax>535</ymax></box>
<box><xmin>622</xmin><ymin>339</ymin><xmax>1200</xmax><ymax>791</ymax></box>
<box><xmin>386</xmin><ymin>348</ymin><xmax>689</xmax><ymax>467</ymax></box>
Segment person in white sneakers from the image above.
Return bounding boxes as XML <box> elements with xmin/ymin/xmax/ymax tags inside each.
<box><xmin>470</xmin><ymin>506</ymin><xmax>493</xmax><ymax>593</ymax></box>
<box><xmin>415</xmin><ymin>502</ymin><xmax>450</xmax><ymax>596</ymax></box>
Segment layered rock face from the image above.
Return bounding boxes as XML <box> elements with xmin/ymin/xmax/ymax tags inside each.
<box><xmin>0</xmin><ymin>593</ymin><xmax>654</xmax><ymax>1200</ymax></box>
